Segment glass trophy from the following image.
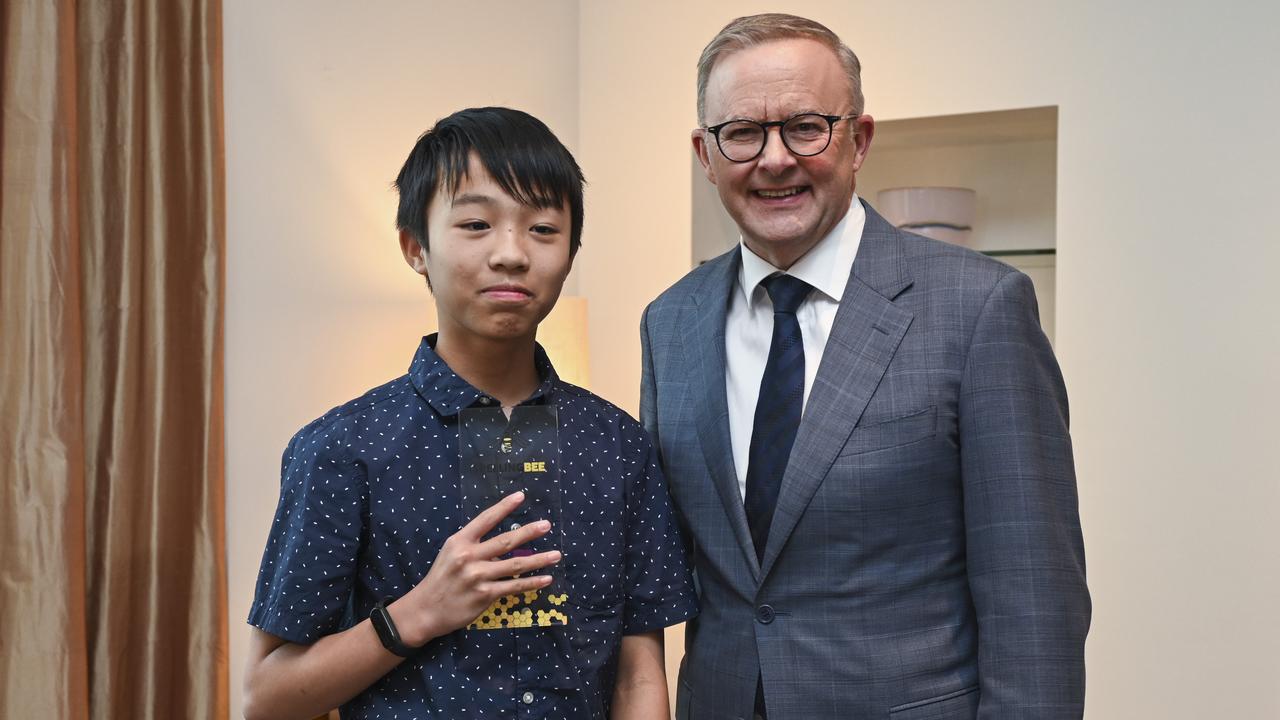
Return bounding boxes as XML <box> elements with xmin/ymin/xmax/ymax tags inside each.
<box><xmin>458</xmin><ymin>405</ymin><xmax>568</xmax><ymax>629</ymax></box>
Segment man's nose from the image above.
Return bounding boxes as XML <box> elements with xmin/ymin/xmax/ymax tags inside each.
<box><xmin>755</xmin><ymin>127</ymin><xmax>797</xmax><ymax>173</ymax></box>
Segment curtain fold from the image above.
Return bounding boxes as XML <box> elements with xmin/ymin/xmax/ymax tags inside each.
<box><xmin>1</xmin><ymin>0</ymin><xmax>227</xmax><ymax>717</ymax></box>
<box><xmin>0</xmin><ymin>1</ymin><xmax>90</xmax><ymax>717</ymax></box>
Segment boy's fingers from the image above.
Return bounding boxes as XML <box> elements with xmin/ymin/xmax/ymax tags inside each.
<box><xmin>460</xmin><ymin>492</ymin><xmax>524</xmax><ymax>540</ymax></box>
<box><xmin>486</xmin><ymin>573</ymin><xmax>554</xmax><ymax>598</ymax></box>
<box><xmin>476</xmin><ymin>519</ymin><xmax>551</xmax><ymax>559</ymax></box>
<box><xmin>485</xmin><ymin>550</ymin><xmax>561</xmax><ymax>579</ymax></box>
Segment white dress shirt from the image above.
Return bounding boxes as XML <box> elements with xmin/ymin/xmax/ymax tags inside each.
<box><xmin>725</xmin><ymin>197</ymin><xmax>865</xmax><ymax>499</ymax></box>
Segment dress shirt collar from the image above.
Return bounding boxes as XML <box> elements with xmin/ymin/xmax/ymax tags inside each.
<box><xmin>408</xmin><ymin>333</ymin><xmax>558</xmax><ymax>417</ymax></box>
<box><xmin>737</xmin><ymin>193</ymin><xmax>865</xmax><ymax>305</ymax></box>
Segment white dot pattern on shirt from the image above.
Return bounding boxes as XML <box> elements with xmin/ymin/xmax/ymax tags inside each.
<box><xmin>248</xmin><ymin>337</ymin><xmax>698</xmax><ymax>718</ymax></box>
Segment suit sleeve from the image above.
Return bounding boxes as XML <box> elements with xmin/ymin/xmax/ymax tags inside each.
<box><xmin>959</xmin><ymin>269</ymin><xmax>1091</xmax><ymax>718</ymax></box>
<box><xmin>639</xmin><ymin>304</ymin><xmax>660</xmax><ymax>448</ymax></box>
<box><xmin>640</xmin><ymin>302</ymin><xmax>700</xmax><ymax>603</ymax></box>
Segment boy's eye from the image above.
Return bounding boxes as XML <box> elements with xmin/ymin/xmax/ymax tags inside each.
<box><xmin>531</xmin><ymin>224</ymin><xmax>559</xmax><ymax>236</ymax></box>
<box><xmin>459</xmin><ymin>220</ymin><xmax>490</xmax><ymax>232</ymax></box>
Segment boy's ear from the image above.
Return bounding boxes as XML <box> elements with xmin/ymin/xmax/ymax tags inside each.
<box><xmin>399</xmin><ymin>230</ymin><xmax>429</xmax><ymax>275</ymax></box>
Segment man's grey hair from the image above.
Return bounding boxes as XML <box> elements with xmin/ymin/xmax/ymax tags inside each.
<box><xmin>696</xmin><ymin>13</ymin><xmax>864</xmax><ymax>125</ymax></box>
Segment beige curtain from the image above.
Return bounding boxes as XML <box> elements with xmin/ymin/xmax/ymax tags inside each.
<box><xmin>1</xmin><ymin>0</ymin><xmax>228</xmax><ymax>718</ymax></box>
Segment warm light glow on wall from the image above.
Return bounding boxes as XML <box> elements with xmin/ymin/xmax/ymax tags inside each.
<box><xmin>538</xmin><ymin>296</ymin><xmax>590</xmax><ymax>388</ymax></box>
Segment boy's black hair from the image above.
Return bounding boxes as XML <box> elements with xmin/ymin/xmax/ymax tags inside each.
<box><xmin>395</xmin><ymin>107</ymin><xmax>585</xmax><ymax>256</ymax></box>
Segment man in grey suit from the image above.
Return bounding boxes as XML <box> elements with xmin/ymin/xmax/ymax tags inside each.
<box><xmin>640</xmin><ymin>14</ymin><xmax>1090</xmax><ymax>720</ymax></box>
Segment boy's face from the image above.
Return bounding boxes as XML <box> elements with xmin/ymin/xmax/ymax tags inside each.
<box><xmin>401</xmin><ymin>155</ymin><xmax>573</xmax><ymax>346</ymax></box>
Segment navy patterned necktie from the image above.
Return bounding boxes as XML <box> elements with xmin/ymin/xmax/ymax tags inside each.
<box><xmin>744</xmin><ymin>273</ymin><xmax>813</xmax><ymax>562</ymax></box>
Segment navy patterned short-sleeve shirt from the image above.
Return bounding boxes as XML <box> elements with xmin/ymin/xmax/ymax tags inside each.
<box><xmin>248</xmin><ymin>336</ymin><xmax>698</xmax><ymax>719</ymax></box>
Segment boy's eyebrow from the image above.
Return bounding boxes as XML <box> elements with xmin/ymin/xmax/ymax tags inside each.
<box><xmin>451</xmin><ymin>193</ymin><xmax>496</xmax><ymax>208</ymax></box>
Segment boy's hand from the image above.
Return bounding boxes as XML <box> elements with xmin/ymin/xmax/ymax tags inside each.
<box><xmin>392</xmin><ymin>491</ymin><xmax>559</xmax><ymax>646</ymax></box>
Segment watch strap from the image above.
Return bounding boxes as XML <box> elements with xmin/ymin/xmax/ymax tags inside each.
<box><xmin>370</xmin><ymin>597</ymin><xmax>416</xmax><ymax>658</ymax></box>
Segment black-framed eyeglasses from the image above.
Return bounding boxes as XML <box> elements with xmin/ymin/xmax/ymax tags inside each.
<box><xmin>704</xmin><ymin>112</ymin><xmax>860</xmax><ymax>163</ymax></box>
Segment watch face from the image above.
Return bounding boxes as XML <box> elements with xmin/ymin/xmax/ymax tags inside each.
<box><xmin>372</xmin><ymin>601</ymin><xmax>408</xmax><ymax>655</ymax></box>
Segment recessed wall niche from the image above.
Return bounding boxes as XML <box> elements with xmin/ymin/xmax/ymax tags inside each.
<box><xmin>690</xmin><ymin>105</ymin><xmax>1059</xmax><ymax>344</ymax></box>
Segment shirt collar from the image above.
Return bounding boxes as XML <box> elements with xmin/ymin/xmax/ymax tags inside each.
<box><xmin>737</xmin><ymin>193</ymin><xmax>865</xmax><ymax>305</ymax></box>
<box><xmin>408</xmin><ymin>334</ymin><xmax>559</xmax><ymax>417</ymax></box>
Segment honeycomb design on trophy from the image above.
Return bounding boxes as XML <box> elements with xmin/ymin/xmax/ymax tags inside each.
<box><xmin>468</xmin><ymin>588</ymin><xmax>570</xmax><ymax>630</ymax></box>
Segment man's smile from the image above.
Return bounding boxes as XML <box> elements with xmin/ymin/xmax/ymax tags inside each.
<box><xmin>753</xmin><ymin>185</ymin><xmax>810</xmax><ymax>205</ymax></box>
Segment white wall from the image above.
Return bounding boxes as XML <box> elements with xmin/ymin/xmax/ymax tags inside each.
<box><xmin>227</xmin><ymin>1</ymin><xmax>1280</xmax><ymax>718</ymax></box>
<box><xmin>223</xmin><ymin>2</ymin><xmax>579</xmax><ymax>716</ymax></box>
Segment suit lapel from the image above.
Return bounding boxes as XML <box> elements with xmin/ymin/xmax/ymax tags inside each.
<box><xmin>760</xmin><ymin>203</ymin><xmax>915</xmax><ymax>577</ymax></box>
<box><xmin>682</xmin><ymin>248</ymin><xmax>761</xmax><ymax>581</ymax></box>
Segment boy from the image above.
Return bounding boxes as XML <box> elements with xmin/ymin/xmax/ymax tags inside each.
<box><xmin>244</xmin><ymin>107</ymin><xmax>697</xmax><ymax>720</ymax></box>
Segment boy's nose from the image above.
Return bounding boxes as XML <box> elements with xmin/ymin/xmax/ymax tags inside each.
<box><xmin>489</xmin><ymin>226</ymin><xmax>529</xmax><ymax>270</ymax></box>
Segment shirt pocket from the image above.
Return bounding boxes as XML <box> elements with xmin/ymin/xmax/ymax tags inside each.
<box><xmin>837</xmin><ymin>406</ymin><xmax>937</xmax><ymax>457</ymax></box>
<box><xmin>888</xmin><ymin>684</ymin><xmax>979</xmax><ymax>718</ymax></box>
<box><xmin>561</xmin><ymin>522</ymin><xmax>625</xmax><ymax>613</ymax></box>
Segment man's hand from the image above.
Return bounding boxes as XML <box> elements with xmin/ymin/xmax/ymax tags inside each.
<box><xmin>392</xmin><ymin>490</ymin><xmax>561</xmax><ymax>645</ymax></box>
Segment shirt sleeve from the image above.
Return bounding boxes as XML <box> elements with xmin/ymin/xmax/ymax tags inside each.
<box><xmin>621</xmin><ymin>436</ymin><xmax>699</xmax><ymax>635</ymax></box>
<box><xmin>247</xmin><ymin>421</ymin><xmax>366</xmax><ymax>644</ymax></box>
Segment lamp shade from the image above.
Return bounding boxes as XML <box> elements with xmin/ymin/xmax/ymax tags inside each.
<box><xmin>877</xmin><ymin>187</ymin><xmax>977</xmax><ymax>247</ymax></box>
<box><xmin>538</xmin><ymin>296</ymin><xmax>590</xmax><ymax>388</ymax></box>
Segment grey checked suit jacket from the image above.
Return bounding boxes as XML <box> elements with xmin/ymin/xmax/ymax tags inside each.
<box><xmin>640</xmin><ymin>202</ymin><xmax>1090</xmax><ymax>720</ymax></box>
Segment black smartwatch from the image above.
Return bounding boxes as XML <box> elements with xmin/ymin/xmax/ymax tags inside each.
<box><xmin>369</xmin><ymin>597</ymin><xmax>416</xmax><ymax>658</ymax></box>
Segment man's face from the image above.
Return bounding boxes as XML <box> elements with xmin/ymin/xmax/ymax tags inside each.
<box><xmin>693</xmin><ymin>38</ymin><xmax>873</xmax><ymax>268</ymax></box>
<box><xmin>401</xmin><ymin>155</ymin><xmax>572</xmax><ymax>346</ymax></box>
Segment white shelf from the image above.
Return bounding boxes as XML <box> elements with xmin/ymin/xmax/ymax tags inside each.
<box><xmin>858</xmin><ymin>106</ymin><xmax>1059</xmax><ymax>345</ymax></box>
<box><xmin>858</xmin><ymin>106</ymin><xmax>1058</xmax><ymax>255</ymax></box>
<box><xmin>871</xmin><ymin>106</ymin><xmax>1057</xmax><ymax>150</ymax></box>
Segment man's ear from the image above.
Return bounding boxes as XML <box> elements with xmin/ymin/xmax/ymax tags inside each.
<box><xmin>691</xmin><ymin>129</ymin><xmax>717</xmax><ymax>185</ymax></box>
<box><xmin>849</xmin><ymin>115</ymin><xmax>876</xmax><ymax>174</ymax></box>
<box><xmin>399</xmin><ymin>229</ymin><xmax>429</xmax><ymax>275</ymax></box>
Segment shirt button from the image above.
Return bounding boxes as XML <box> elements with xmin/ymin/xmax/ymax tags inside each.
<box><xmin>521</xmin><ymin>691</ymin><xmax>535</xmax><ymax>705</ymax></box>
<box><xmin>756</xmin><ymin>604</ymin><xmax>775</xmax><ymax>624</ymax></box>
<box><xmin>509</xmin><ymin>522</ymin><xmax>521</xmax><ymax>532</ymax></box>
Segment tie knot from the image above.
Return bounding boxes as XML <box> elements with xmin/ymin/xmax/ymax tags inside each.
<box><xmin>762</xmin><ymin>274</ymin><xmax>812</xmax><ymax>314</ymax></box>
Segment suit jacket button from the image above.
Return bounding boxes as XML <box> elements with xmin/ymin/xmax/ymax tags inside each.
<box><xmin>755</xmin><ymin>604</ymin><xmax>775</xmax><ymax>624</ymax></box>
